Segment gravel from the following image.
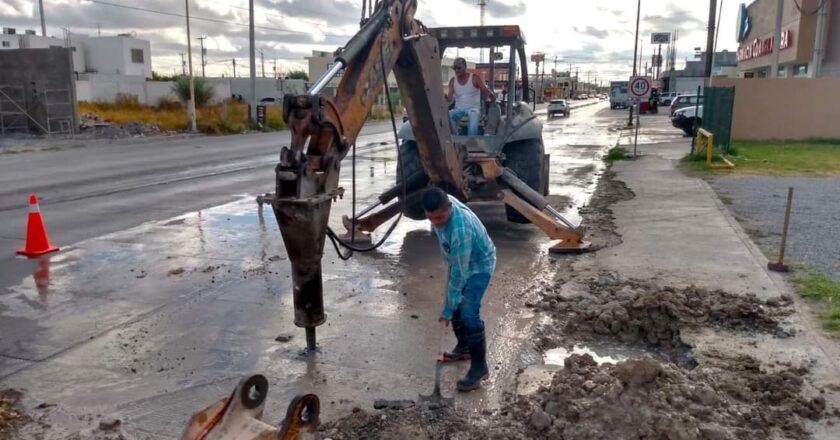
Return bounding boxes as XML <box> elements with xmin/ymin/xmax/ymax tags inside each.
<box><xmin>712</xmin><ymin>176</ymin><xmax>840</xmax><ymax>281</ymax></box>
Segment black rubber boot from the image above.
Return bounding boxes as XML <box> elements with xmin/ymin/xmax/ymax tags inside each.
<box><xmin>456</xmin><ymin>328</ymin><xmax>489</xmax><ymax>392</ymax></box>
<box><xmin>443</xmin><ymin>309</ymin><xmax>470</xmax><ymax>362</ymax></box>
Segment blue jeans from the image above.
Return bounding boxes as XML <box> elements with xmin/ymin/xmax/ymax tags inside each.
<box><xmin>452</xmin><ymin>273</ymin><xmax>491</xmax><ymax>332</ymax></box>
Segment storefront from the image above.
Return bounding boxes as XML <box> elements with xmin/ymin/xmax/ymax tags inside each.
<box><xmin>736</xmin><ymin>0</ymin><xmax>837</xmax><ymax>78</ymax></box>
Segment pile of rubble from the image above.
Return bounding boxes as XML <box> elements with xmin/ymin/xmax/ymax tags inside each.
<box><xmin>78</xmin><ymin>113</ymin><xmax>176</xmax><ymax>139</ymax></box>
<box><xmin>534</xmin><ymin>275</ymin><xmax>794</xmax><ymax>364</ymax></box>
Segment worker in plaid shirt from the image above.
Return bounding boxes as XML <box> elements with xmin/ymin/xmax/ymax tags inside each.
<box><xmin>422</xmin><ymin>187</ymin><xmax>496</xmax><ymax>392</ymax></box>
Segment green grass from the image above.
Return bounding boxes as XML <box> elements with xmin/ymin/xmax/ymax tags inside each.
<box><xmin>684</xmin><ymin>140</ymin><xmax>840</xmax><ymax>176</ymax></box>
<box><xmin>791</xmin><ymin>273</ymin><xmax>840</xmax><ymax>331</ymax></box>
<box><xmin>604</xmin><ymin>146</ymin><xmax>629</xmax><ymax>163</ymax></box>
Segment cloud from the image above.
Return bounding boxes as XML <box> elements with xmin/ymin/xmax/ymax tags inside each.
<box><xmin>642</xmin><ymin>7</ymin><xmax>706</xmax><ymax>34</ymax></box>
<box><xmin>456</xmin><ymin>0</ymin><xmax>527</xmax><ymax>18</ymax></box>
<box><xmin>574</xmin><ymin>26</ymin><xmax>609</xmax><ymax>39</ymax></box>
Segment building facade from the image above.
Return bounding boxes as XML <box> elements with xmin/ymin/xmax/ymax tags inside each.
<box><xmin>1</xmin><ymin>28</ymin><xmax>152</xmax><ymax>79</ymax></box>
<box><xmin>736</xmin><ymin>0</ymin><xmax>838</xmax><ymax>78</ymax></box>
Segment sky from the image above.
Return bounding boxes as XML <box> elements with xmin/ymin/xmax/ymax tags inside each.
<box><xmin>1</xmin><ymin>0</ymin><xmax>742</xmax><ymax>81</ymax></box>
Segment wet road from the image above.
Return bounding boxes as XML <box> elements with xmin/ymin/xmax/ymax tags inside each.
<box><xmin>1</xmin><ymin>103</ymin><xmax>625</xmax><ymax>438</ymax></box>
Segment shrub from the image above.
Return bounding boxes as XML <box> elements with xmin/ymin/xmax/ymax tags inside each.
<box><xmin>287</xmin><ymin>70</ymin><xmax>309</xmax><ymax>81</ymax></box>
<box><xmin>156</xmin><ymin>96</ymin><xmax>182</xmax><ymax>111</ymax></box>
<box><xmin>266</xmin><ymin>105</ymin><xmax>286</xmax><ymax>130</ymax></box>
<box><xmin>172</xmin><ymin>76</ymin><xmax>215</xmax><ymax>107</ymax></box>
<box><xmin>114</xmin><ymin>93</ymin><xmax>143</xmax><ymax>109</ymax></box>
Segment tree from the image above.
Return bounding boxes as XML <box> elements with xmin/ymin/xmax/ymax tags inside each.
<box><xmin>287</xmin><ymin>70</ymin><xmax>309</xmax><ymax>81</ymax></box>
<box><xmin>171</xmin><ymin>76</ymin><xmax>214</xmax><ymax>107</ymax></box>
<box><xmin>152</xmin><ymin>71</ymin><xmax>178</xmax><ymax>82</ymax></box>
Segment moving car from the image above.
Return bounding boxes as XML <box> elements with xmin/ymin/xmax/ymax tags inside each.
<box><xmin>260</xmin><ymin>97</ymin><xmax>283</xmax><ymax>105</ymax></box>
<box><xmin>547</xmin><ymin>99</ymin><xmax>569</xmax><ymax>118</ymax></box>
<box><xmin>671</xmin><ymin>104</ymin><xmax>703</xmax><ymax>136</ymax></box>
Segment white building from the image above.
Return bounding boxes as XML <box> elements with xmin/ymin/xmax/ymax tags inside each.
<box><xmin>1</xmin><ymin>27</ymin><xmax>152</xmax><ymax>79</ymax></box>
<box><xmin>76</xmin><ymin>34</ymin><xmax>152</xmax><ymax>78</ymax></box>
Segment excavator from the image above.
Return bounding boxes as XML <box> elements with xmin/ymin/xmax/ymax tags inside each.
<box><xmin>182</xmin><ymin>1</ymin><xmax>588</xmax><ymax>438</ymax></box>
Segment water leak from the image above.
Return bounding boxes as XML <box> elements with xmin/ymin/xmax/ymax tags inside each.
<box><xmin>544</xmin><ymin>344</ymin><xmax>629</xmax><ymax>366</ymax></box>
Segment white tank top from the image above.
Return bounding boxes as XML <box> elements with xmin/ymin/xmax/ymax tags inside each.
<box><xmin>454</xmin><ymin>73</ymin><xmax>481</xmax><ymax>110</ymax></box>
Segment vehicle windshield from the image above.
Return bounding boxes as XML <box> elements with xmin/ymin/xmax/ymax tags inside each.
<box><xmin>550</xmin><ymin>100</ymin><xmax>565</xmax><ymax>104</ymax></box>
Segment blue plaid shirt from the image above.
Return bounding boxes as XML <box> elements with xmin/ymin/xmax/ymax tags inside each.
<box><xmin>433</xmin><ymin>196</ymin><xmax>496</xmax><ymax>320</ymax></box>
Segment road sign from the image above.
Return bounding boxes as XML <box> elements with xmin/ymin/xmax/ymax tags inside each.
<box><xmin>629</xmin><ymin>76</ymin><xmax>652</xmax><ymax>99</ymax></box>
<box><xmin>651</xmin><ymin>32</ymin><xmax>671</xmax><ymax>44</ymax></box>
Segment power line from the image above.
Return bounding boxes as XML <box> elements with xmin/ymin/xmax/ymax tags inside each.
<box><xmin>86</xmin><ymin>0</ymin><xmax>350</xmax><ymax>39</ymax></box>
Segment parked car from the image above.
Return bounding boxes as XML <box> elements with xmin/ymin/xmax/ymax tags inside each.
<box><xmin>547</xmin><ymin>99</ymin><xmax>569</xmax><ymax>118</ymax></box>
<box><xmin>671</xmin><ymin>104</ymin><xmax>703</xmax><ymax>136</ymax></box>
<box><xmin>658</xmin><ymin>91</ymin><xmax>679</xmax><ymax>106</ymax></box>
<box><xmin>259</xmin><ymin>97</ymin><xmax>283</xmax><ymax>105</ymax></box>
<box><xmin>669</xmin><ymin>94</ymin><xmax>703</xmax><ymax>117</ymax></box>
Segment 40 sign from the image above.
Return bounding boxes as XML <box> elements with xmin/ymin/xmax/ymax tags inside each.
<box><xmin>629</xmin><ymin>76</ymin><xmax>652</xmax><ymax>99</ymax></box>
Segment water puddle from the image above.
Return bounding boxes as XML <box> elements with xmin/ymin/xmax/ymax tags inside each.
<box><xmin>543</xmin><ymin>344</ymin><xmax>629</xmax><ymax>366</ymax></box>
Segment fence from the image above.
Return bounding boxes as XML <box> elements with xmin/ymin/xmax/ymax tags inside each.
<box><xmin>701</xmin><ymin>86</ymin><xmax>735</xmax><ymax>152</ymax></box>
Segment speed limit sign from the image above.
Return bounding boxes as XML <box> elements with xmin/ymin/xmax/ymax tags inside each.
<box><xmin>629</xmin><ymin>76</ymin><xmax>652</xmax><ymax>99</ymax></box>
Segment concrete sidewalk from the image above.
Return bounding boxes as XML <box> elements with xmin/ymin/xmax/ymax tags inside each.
<box><xmin>592</xmin><ymin>139</ymin><xmax>840</xmax><ymax>438</ymax></box>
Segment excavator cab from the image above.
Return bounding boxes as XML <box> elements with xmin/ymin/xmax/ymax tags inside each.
<box><xmin>396</xmin><ymin>25</ymin><xmax>547</xmax><ymax>223</ymax></box>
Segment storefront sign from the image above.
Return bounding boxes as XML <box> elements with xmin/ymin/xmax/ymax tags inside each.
<box><xmin>737</xmin><ymin>3</ymin><xmax>752</xmax><ymax>43</ymax></box>
<box><xmin>737</xmin><ymin>29</ymin><xmax>792</xmax><ymax>62</ymax></box>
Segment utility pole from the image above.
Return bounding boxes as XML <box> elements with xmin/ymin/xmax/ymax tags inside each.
<box><xmin>478</xmin><ymin>0</ymin><xmax>486</xmax><ymax>63</ymax></box>
<box><xmin>812</xmin><ymin>0</ymin><xmax>828</xmax><ymax>77</ymax></box>
<box><xmin>38</xmin><ymin>0</ymin><xmax>46</xmax><ymax>36</ymax></box>
<box><xmin>629</xmin><ymin>0</ymin><xmax>641</xmax><ymax>127</ymax></box>
<box><xmin>273</xmin><ymin>58</ymin><xmax>277</xmax><ymax>79</ymax></box>
<box><xmin>656</xmin><ymin>44</ymin><xmax>662</xmax><ymax>79</ymax></box>
<box><xmin>232</xmin><ymin>58</ymin><xmax>236</xmax><ymax>77</ymax></box>
<box><xmin>259</xmin><ymin>49</ymin><xmax>265</xmax><ymax>78</ymax></box>
<box><xmin>771</xmin><ymin>0</ymin><xmax>783</xmax><ymax>77</ymax></box>
<box><xmin>184</xmin><ymin>0</ymin><xmax>197</xmax><ymax>132</ymax></box>
<box><xmin>249</xmin><ymin>0</ymin><xmax>257</xmax><ymax>120</ymax></box>
<box><xmin>703</xmin><ymin>0</ymin><xmax>717</xmax><ymax>79</ymax></box>
<box><xmin>180</xmin><ymin>52</ymin><xmax>186</xmax><ymax>75</ymax></box>
<box><xmin>197</xmin><ymin>36</ymin><xmax>207</xmax><ymax>77</ymax></box>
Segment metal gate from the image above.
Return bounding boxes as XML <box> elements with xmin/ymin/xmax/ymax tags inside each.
<box><xmin>701</xmin><ymin>87</ymin><xmax>735</xmax><ymax>153</ymax></box>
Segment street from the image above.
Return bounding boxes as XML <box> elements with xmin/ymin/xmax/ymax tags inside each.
<box><xmin>2</xmin><ymin>103</ymin><xmax>623</xmax><ymax>438</ymax></box>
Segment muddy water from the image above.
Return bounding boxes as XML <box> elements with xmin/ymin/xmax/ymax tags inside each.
<box><xmin>0</xmin><ymin>103</ymin><xmax>623</xmax><ymax>439</ymax></box>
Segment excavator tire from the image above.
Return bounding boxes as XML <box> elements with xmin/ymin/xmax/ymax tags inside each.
<box><xmin>502</xmin><ymin>139</ymin><xmax>547</xmax><ymax>224</ymax></box>
<box><xmin>395</xmin><ymin>140</ymin><xmax>428</xmax><ymax>221</ymax></box>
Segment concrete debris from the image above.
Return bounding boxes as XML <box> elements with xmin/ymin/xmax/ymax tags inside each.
<box><xmin>98</xmin><ymin>418</ymin><xmax>121</xmax><ymax>431</ymax></box>
<box><xmin>0</xmin><ymin>389</ymin><xmax>28</xmax><ymax>436</ymax></box>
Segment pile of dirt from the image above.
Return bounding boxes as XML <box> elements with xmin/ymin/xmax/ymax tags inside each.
<box><xmin>318</xmin><ymin>406</ymin><xmax>492</xmax><ymax>440</ymax></box>
<box><xmin>534</xmin><ymin>276</ymin><xmax>793</xmax><ymax>364</ymax></box>
<box><xmin>318</xmin><ymin>349</ymin><xmax>827</xmax><ymax>440</ymax></box>
<box><xmin>0</xmin><ymin>389</ymin><xmax>28</xmax><ymax>439</ymax></box>
<box><xmin>509</xmin><ymin>352</ymin><xmax>825</xmax><ymax>440</ymax></box>
<box><xmin>577</xmin><ymin>169</ymin><xmax>634</xmax><ymax>249</ymax></box>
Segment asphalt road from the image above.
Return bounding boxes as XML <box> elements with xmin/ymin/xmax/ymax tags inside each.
<box><xmin>1</xmin><ymin>103</ymin><xmax>623</xmax><ymax>439</ymax></box>
<box><xmin>0</xmin><ymin>122</ymin><xmax>397</xmax><ymax>289</ymax></box>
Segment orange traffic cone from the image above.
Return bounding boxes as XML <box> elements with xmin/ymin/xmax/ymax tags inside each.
<box><xmin>17</xmin><ymin>195</ymin><xmax>60</xmax><ymax>257</ymax></box>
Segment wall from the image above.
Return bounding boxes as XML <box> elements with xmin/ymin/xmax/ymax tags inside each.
<box><xmin>17</xmin><ymin>34</ymin><xmax>85</xmax><ymax>73</ymax></box>
<box><xmin>80</xmin><ymin>36</ymin><xmax>152</xmax><ymax>78</ymax></box>
<box><xmin>227</xmin><ymin>78</ymin><xmax>307</xmax><ymax>100</ymax></box>
<box><xmin>714</xmin><ymin>77</ymin><xmax>840</xmax><ymax>140</ymax></box>
<box><xmin>75</xmin><ymin>74</ymin><xmax>231</xmax><ymax>105</ymax></box>
<box><xmin>821</xmin><ymin>0</ymin><xmax>840</xmax><ymax>77</ymax></box>
<box><xmin>0</xmin><ymin>47</ymin><xmax>77</xmax><ymax>133</ymax></box>
<box><xmin>0</xmin><ymin>34</ymin><xmax>20</xmax><ymax>49</ymax></box>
